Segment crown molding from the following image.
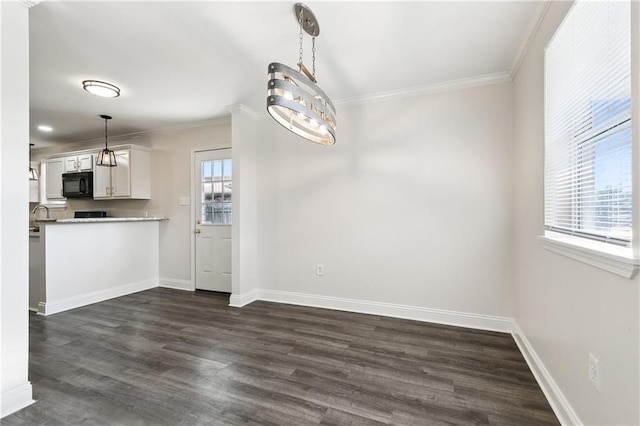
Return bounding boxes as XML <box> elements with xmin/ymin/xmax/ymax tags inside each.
<box><xmin>18</xmin><ymin>0</ymin><xmax>42</xmax><ymax>7</ymax></box>
<box><xmin>335</xmin><ymin>72</ymin><xmax>512</xmax><ymax>107</ymax></box>
<box><xmin>40</xmin><ymin>116</ymin><xmax>231</xmax><ymax>150</ymax></box>
<box><xmin>253</xmin><ymin>72</ymin><xmax>512</xmax><ymax>120</ymax></box>
<box><xmin>105</xmin><ymin>116</ymin><xmax>232</xmax><ymax>141</ymax></box>
<box><xmin>226</xmin><ymin>104</ymin><xmax>261</xmax><ymax>120</ymax></box>
<box><xmin>509</xmin><ymin>1</ymin><xmax>552</xmax><ymax>79</ymax></box>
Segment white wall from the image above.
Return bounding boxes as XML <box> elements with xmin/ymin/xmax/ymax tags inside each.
<box><xmin>230</xmin><ymin>106</ymin><xmax>259</xmax><ymax>303</ymax></box>
<box><xmin>512</xmin><ymin>2</ymin><xmax>639</xmax><ymax>425</ymax></box>
<box><xmin>0</xmin><ymin>1</ymin><xmax>34</xmax><ymax>417</ymax></box>
<box><xmin>256</xmin><ymin>82</ymin><xmax>514</xmax><ymax>319</ymax></box>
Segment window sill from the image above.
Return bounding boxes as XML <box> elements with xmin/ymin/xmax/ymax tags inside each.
<box><xmin>539</xmin><ymin>232</ymin><xmax>640</xmax><ymax>278</ymax></box>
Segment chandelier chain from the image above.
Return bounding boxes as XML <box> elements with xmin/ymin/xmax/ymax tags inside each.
<box><xmin>298</xmin><ymin>8</ymin><xmax>304</xmax><ymax>69</ymax></box>
<box><xmin>312</xmin><ymin>37</ymin><xmax>316</xmax><ymax>78</ymax></box>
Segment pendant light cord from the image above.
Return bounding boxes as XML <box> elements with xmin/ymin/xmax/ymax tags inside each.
<box><xmin>104</xmin><ymin>117</ymin><xmax>109</xmax><ymax>149</ymax></box>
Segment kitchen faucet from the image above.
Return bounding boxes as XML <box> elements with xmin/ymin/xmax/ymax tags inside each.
<box><xmin>31</xmin><ymin>204</ymin><xmax>50</xmax><ymax>220</ymax></box>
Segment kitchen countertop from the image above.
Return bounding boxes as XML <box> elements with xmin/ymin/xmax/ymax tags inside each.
<box><xmin>38</xmin><ymin>217</ymin><xmax>169</xmax><ymax>224</ymax></box>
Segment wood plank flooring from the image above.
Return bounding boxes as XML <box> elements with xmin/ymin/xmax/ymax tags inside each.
<box><xmin>4</xmin><ymin>288</ymin><xmax>558</xmax><ymax>425</ymax></box>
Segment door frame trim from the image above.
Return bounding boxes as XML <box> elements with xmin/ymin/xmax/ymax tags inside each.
<box><xmin>190</xmin><ymin>146</ymin><xmax>232</xmax><ymax>291</ymax></box>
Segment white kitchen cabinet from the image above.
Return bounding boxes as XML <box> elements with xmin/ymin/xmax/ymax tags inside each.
<box><xmin>94</xmin><ymin>148</ymin><xmax>150</xmax><ymax>199</ymax></box>
<box><xmin>45</xmin><ymin>158</ymin><xmax>65</xmax><ymax>199</ymax></box>
<box><xmin>29</xmin><ymin>161</ymin><xmax>40</xmax><ymax>203</ymax></box>
<box><xmin>64</xmin><ymin>154</ymin><xmax>93</xmax><ymax>172</ymax></box>
<box><xmin>29</xmin><ymin>180</ymin><xmax>39</xmax><ymax>203</ymax></box>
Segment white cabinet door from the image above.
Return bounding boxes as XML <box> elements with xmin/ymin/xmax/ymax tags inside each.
<box><xmin>112</xmin><ymin>150</ymin><xmax>131</xmax><ymax>197</ymax></box>
<box><xmin>78</xmin><ymin>154</ymin><xmax>93</xmax><ymax>171</ymax></box>
<box><xmin>29</xmin><ymin>180</ymin><xmax>39</xmax><ymax>203</ymax></box>
<box><xmin>45</xmin><ymin>158</ymin><xmax>65</xmax><ymax>199</ymax></box>
<box><xmin>64</xmin><ymin>157</ymin><xmax>78</xmax><ymax>172</ymax></box>
<box><xmin>66</xmin><ymin>154</ymin><xmax>94</xmax><ymax>172</ymax></box>
<box><xmin>93</xmin><ymin>163</ymin><xmax>112</xmax><ymax>198</ymax></box>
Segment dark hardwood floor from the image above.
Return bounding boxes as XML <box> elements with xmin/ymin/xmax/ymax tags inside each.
<box><xmin>4</xmin><ymin>288</ymin><xmax>558</xmax><ymax>425</ymax></box>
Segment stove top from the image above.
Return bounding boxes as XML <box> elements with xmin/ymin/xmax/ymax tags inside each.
<box><xmin>74</xmin><ymin>211</ymin><xmax>107</xmax><ymax>219</ymax></box>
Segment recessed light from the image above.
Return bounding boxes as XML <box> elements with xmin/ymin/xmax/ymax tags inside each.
<box><xmin>82</xmin><ymin>80</ymin><xmax>120</xmax><ymax>98</ymax></box>
<box><xmin>37</xmin><ymin>125</ymin><xmax>53</xmax><ymax>132</ymax></box>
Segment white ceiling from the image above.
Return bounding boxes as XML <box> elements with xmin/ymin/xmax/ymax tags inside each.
<box><xmin>29</xmin><ymin>1</ymin><xmax>545</xmax><ymax>147</ymax></box>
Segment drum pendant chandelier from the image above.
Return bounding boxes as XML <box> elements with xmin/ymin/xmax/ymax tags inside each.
<box><xmin>267</xmin><ymin>3</ymin><xmax>336</xmax><ymax>145</ymax></box>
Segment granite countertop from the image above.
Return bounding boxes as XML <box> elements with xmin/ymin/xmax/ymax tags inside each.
<box><xmin>37</xmin><ymin>217</ymin><xmax>169</xmax><ymax>224</ymax></box>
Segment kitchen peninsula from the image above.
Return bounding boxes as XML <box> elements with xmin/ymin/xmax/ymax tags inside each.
<box><xmin>30</xmin><ymin>217</ymin><xmax>168</xmax><ymax>315</ymax></box>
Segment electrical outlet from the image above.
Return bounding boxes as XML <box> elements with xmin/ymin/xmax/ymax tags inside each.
<box><xmin>316</xmin><ymin>264</ymin><xmax>324</xmax><ymax>276</ymax></box>
<box><xmin>588</xmin><ymin>353</ymin><xmax>601</xmax><ymax>391</ymax></box>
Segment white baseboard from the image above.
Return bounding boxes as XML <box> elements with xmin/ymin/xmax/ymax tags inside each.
<box><xmin>229</xmin><ymin>289</ymin><xmax>258</xmax><ymax>307</ymax></box>
<box><xmin>159</xmin><ymin>277</ymin><xmax>193</xmax><ymax>291</ymax></box>
<box><xmin>38</xmin><ymin>278</ymin><xmax>159</xmax><ymax>316</ymax></box>
<box><xmin>511</xmin><ymin>321</ymin><xmax>581</xmax><ymax>425</ymax></box>
<box><xmin>1</xmin><ymin>382</ymin><xmax>34</xmax><ymax>418</ymax></box>
<box><xmin>255</xmin><ymin>289</ymin><xmax>512</xmax><ymax>333</ymax></box>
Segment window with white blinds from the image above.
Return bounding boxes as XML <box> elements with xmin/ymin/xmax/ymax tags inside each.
<box><xmin>544</xmin><ymin>0</ymin><xmax>632</xmax><ymax>246</ymax></box>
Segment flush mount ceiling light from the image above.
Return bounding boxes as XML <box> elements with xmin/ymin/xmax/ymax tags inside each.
<box><xmin>267</xmin><ymin>3</ymin><xmax>336</xmax><ymax>145</ymax></box>
<box><xmin>37</xmin><ymin>125</ymin><xmax>53</xmax><ymax>132</ymax></box>
<box><xmin>96</xmin><ymin>114</ymin><xmax>117</xmax><ymax>167</ymax></box>
<box><xmin>29</xmin><ymin>143</ymin><xmax>38</xmax><ymax>181</ymax></box>
<box><xmin>82</xmin><ymin>80</ymin><xmax>120</xmax><ymax>98</ymax></box>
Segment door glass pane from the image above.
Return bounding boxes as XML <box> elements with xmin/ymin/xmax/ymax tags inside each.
<box><xmin>202</xmin><ymin>204</ymin><xmax>213</xmax><ymax>224</ymax></box>
<box><xmin>213</xmin><ymin>161</ymin><xmax>223</xmax><ymax>181</ymax></box>
<box><xmin>223</xmin><ymin>203</ymin><xmax>232</xmax><ymax>224</ymax></box>
<box><xmin>213</xmin><ymin>182</ymin><xmax>223</xmax><ymax>202</ymax></box>
<box><xmin>202</xmin><ymin>161</ymin><xmax>212</xmax><ymax>181</ymax></box>
<box><xmin>223</xmin><ymin>182</ymin><xmax>232</xmax><ymax>202</ymax></box>
<box><xmin>213</xmin><ymin>203</ymin><xmax>223</xmax><ymax>223</ymax></box>
<box><xmin>223</xmin><ymin>159</ymin><xmax>232</xmax><ymax>180</ymax></box>
<box><xmin>201</xmin><ymin>157</ymin><xmax>232</xmax><ymax>225</ymax></box>
<box><xmin>202</xmin><ymin>182</ymin><xmax>212</xmax><ymax>202</ymax></box>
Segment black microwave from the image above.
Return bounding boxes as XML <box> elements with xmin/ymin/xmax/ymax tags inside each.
<box><xmin>62</xmin><ymin>172</ymin><xmax>93</xmax><ymax>198</ymax></box>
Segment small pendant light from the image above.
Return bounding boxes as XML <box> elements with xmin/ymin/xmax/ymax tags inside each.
<box><xmin>96</xmin><ymin>114</ymin><xmax>117</xmax><ymax>167</ymax></box>
<box><xmin>28</xmin><ymin>143</ymin><xmax>38</xmax><ymax>180</ymax></box>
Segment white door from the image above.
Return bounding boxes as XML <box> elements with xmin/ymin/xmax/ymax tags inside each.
<box><xmin>194</xmin><ymin>149</ymin><xmax>232</xmax><ymax>292</ymax></box>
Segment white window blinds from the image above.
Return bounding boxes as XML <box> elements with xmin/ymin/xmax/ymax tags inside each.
<box><xmin>544</xmin><ymin>0</ymin><xmax>632</xmax><ymax>245</ymax></box>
